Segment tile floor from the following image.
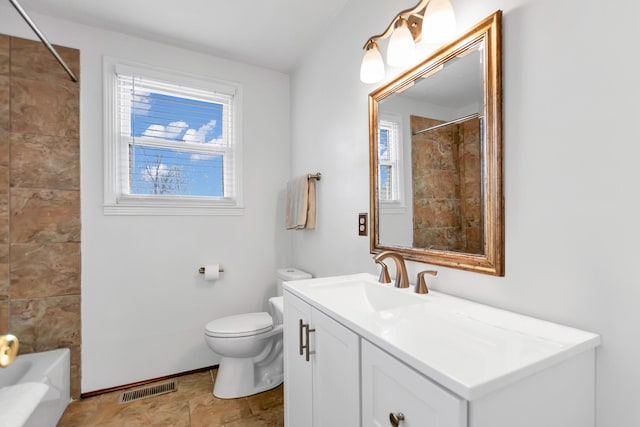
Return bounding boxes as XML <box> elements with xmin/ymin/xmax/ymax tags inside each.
<box><xmin>57</xmin><ymin>369</ymin><xmax>284</xmax><ymax>426</ymax></box>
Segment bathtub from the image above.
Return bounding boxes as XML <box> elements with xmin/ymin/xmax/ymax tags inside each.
<box><xmin>0</xmin><ymin>349</ymin><xmax>70</xmax><ymax>427</ymax></box>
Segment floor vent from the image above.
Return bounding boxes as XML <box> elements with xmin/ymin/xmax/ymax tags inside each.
<box><xmin>118</xmin><ymin>380</ymin><xmax>177</xmax><ymax>404</ymax></box>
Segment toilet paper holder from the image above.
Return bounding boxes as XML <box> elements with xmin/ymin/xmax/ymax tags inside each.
<box><xmin>199</xmin><ymin>266</ymin><xmax>224</xmax><ymax>274</ymax></box>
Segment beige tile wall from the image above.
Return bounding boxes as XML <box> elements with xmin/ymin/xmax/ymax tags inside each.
<box><xmin>410</xmin><ymin>115</ymin><xmax>482</xmax><ymax>254</ymax></box>
<box><xmin>0</xmin><ymin>33</ymin><xmax>81</xmax><ymax>398</ymax></box>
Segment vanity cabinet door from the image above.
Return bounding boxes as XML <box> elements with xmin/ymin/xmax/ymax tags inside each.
<box><xmin>361</xmin><ymin>340</ymin><xmax>467</xmax><ymax>427</ymax></box>
<box><xmin>311</xmin><ymin>307</ymin><xmax>359</xmax><ymax>427</ymax></box>
<box><xmin>283</xmin><ymin>291</ymin><xmax>313</xmax><ymax>427</ymax></box>
<box><xmin>283</xmin><ymin>291</ymin><xmax>360</xmax><ymax>427</ymax></box>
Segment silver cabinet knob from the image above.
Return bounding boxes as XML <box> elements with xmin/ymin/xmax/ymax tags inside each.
<box><xmin>389</xmin><ymin>412</ymin><xmax>405</xmax><ymax>426</ymax></box>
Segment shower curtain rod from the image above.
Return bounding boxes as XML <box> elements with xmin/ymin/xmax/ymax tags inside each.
<box><xmin>412</xmin><ymin>113</ymin><xmax>482</xmax><ymax>136</ymax></box>
<box><xmin>9</xmin><ymin>0</ymin><xmax>78</xmax><ymax>82</ymax></box>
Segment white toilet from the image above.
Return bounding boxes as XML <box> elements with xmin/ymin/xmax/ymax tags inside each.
<box><xmin>204</xmin><ymin>267</ymin><xmax>311</xmax><ymax>399</ymax></box>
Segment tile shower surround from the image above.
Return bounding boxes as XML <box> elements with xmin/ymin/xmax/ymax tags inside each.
<box><xmin>0</xmin><ymin>34</ymin><xmax>81</xmax><ymax>398</ymax></box>
<box><xmin>411</xmin><ymin>115</ymin><xmax>483</xmax><ymax>253</ymax></box>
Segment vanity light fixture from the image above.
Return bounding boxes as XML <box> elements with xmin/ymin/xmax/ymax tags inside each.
<box><xmin>360</xmin><ymin>0</ymin><xmax>456</xmax><ymax>84</ymax></box>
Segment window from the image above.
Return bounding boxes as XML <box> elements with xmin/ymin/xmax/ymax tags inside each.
<box><xmin>103</xmin><ymin>58</ymin><xmax>243</xmax><ymax>215</ymax></box>
<box><xmin>378</xmin><ymin>116</ymin><xmax>403</xmax><ymax>206</ymax></box>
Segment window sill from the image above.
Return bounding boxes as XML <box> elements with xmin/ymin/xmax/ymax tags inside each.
<box><xmin>103</xmin><ymin>201</ymin><xmax>245</xmax><ymax>216</ymax></box>
<box><xmin>380</xmin><ymin>202</ymin><xmax>407</xmax><ymax>215</ymax></box>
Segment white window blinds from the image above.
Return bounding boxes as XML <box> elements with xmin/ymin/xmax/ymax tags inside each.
<box><xmin>378</xmin><ymin>119</ymin><xmax>401</xmax><ymax>202</ymax></box>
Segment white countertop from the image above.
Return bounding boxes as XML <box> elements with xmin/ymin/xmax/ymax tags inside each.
<box><xmin>284</xmin><ymin>273</ymin><xmax>601</xmax><ymax>400</ymax></box>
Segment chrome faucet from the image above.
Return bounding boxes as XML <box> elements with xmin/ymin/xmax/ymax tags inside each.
<box><xmin>373</xmin><ymin>251</ymin><xmax>409</xmax><ymax>288</ymax></box>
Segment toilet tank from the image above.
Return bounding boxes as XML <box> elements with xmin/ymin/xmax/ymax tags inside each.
<box><xmin>276</xmin><ymin>268</ymin><xmax>312</xmax><ymax>296</ymax></box>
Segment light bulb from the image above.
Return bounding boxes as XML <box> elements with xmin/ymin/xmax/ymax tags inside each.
<box><xmin>387</xmin><ymin>18</ymin><xmax>415</xmax><ymax>68</ymax></box>
<box><xmin>421</xmin><ymin>0</ymin><xmax>456</xmax><ymax>45</ymax></box>
<box><xmin>360</xmin><ymin>41</ymin><xmax>385</xmax><ymax>84</ymax></box>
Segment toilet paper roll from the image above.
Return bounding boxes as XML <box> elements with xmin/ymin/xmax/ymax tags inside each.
<box><xmin>203</xmin><ymin>264</ymin><xmax>220</xmax><ymax>281</ymax></box>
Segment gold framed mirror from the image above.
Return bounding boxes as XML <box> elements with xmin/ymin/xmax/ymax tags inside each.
<box><xmin>369</xmin><ymin>11</ymin><xmax>503</xmax><ymax>276</ymax></box>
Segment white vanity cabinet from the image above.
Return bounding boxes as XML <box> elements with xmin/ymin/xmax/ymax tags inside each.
<box><xmin>283</xmin><ymin>274</ymin><xmax>601</xmax><ymax>427</ymax></box>
<box><xmin>283</xmin><ymin>291</ymin><xmax>360</xmax><ymax>427</ymax></box>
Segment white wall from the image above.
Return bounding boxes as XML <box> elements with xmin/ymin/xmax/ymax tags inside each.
<box><xmin>1</xmin><ymin>6</ymin><xmax>291</xmax><ymax>392</ymax></box>
<box><xmin>290</xmin><ymin>0</ymin><xmax>640</xmax><ymax>426</ymax></box>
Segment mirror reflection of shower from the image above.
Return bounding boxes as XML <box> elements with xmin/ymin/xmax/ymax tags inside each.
<box><xmin>375</xmin><ymin>41</ymin><xmax>486</xmax><ymax>253</ymax></box>
<box><xmin>410</xmin><ymin>114</ymin><xmax>484</xmax><ymax>254</ymax></box>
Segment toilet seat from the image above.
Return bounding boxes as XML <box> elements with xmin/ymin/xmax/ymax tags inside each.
<box><xmin>205</xmin><ymin>312</ymin><xmax>273</xmax><ymax>338</ymax></box>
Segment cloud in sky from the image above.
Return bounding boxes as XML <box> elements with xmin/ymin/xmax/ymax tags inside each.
<box><xmin>132</xmin><ymin>91</ymin><xmax>153</xmax><ymax>115</ymax></box>
<box><xmin>183</xmin><ymin>119</ymin><xmax>218</xmax><ymax>144</ymax></box>
<box><xmin>143</xmin><ymin>119</ymin><xmax>222</xmax><ymax>145</ymax></box>
<box><xmin>143</xmin><ymin>121</ymin><xmax>189</xmax><ymax>139</ymax></box>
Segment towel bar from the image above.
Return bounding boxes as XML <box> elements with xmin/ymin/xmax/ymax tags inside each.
<box><xmin>307</xmin><ymin>173</ymin><xmax>321</xmax><ymax>181</ymax></box>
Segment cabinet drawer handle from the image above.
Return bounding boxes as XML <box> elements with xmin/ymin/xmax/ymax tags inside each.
<box><xmin>298</xmin><ymin>319</ymin><xmax>315</xmax><ymax>362</ymax></box>
<box><xmin>304</xmin><ymin>324</ymin><xmax>315</xmax><ymax>362</ymax></box>
<box><xmin>389</xmin><ymin>412</ymin><xmax>405</xmax><ymax>427</ymax></box>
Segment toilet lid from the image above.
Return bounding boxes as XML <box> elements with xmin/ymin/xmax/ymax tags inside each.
<box><xmin>205</xmin><ymin>312</ymin><xmax>273</xmax><ymax>338</ymax></box>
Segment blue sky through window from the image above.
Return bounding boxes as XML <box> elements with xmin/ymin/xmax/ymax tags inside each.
<box><xmin>129</xmin><ymin>91</ymin><xmax>226</xmax><ymax>197</ymax></box>
<box><xmin>378</xmin><ymin>128</ymin><xmax>390</xmax><ymax>160</ymax></box>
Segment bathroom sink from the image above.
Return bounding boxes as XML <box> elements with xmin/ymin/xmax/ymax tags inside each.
<box><xmin>361</xmin><ymin>281</ymin><xmax>423</xmax><ymax>311</ymax></box>
<box><xmin>292</xmin><ymin>274</ymin><xmax>424</xmax><ymax>314</ymax></box>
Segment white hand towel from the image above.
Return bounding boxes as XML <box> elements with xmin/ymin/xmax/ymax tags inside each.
<box><xmin>0</xmin><ymin>382</ymin><xmax>49</xmax><ymax>427</ymax></box>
